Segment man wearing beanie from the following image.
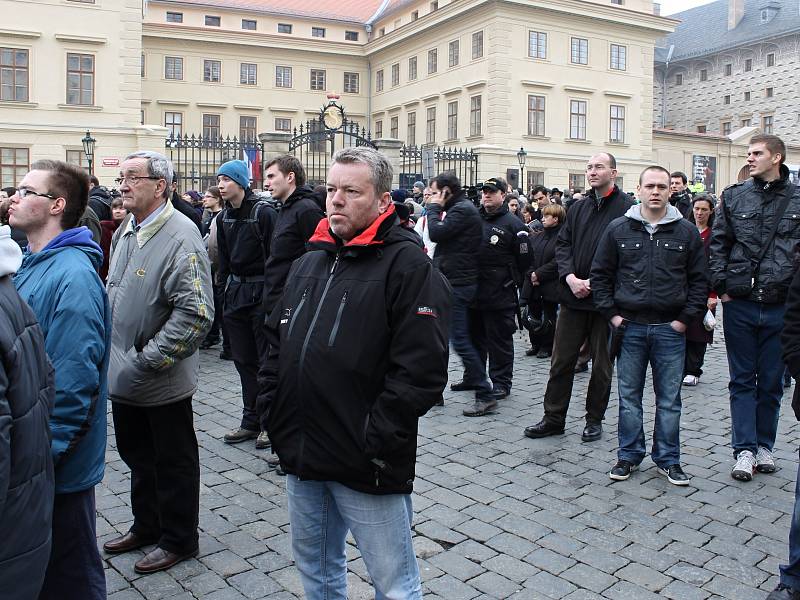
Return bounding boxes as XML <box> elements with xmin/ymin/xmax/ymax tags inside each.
<box><xmin>215</xmin><ymin>159</ymin><xmax>277</xmax><ymax>447</ymax></box>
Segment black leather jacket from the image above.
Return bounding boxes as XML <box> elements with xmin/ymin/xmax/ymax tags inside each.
<box><xmin>425</xmin><ymin>191</ymin><xmax>483</xmax><ymax>287</ymax></box>
<box><xmin>709</xmin><ymin>165</ymin><xmax>800</xmax><ymax>304</ymax></box>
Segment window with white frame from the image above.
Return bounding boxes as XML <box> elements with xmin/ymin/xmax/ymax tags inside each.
<box><xmin>569</xmin><ymin>100</ymin><xmax>587</xmax><ymax>139</ymax></box>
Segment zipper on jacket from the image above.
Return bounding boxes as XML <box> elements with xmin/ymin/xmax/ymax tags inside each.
<box><xmin>287</xmin><ymin>287</ymin><xmax>310</xmax><ymax>338</ymax></box>
<box><xmin>328</xmin><ymin>291</ymin><xmax>348</xmax><ymax>346</ymax></box>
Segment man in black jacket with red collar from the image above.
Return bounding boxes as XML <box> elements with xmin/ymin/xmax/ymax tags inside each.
<box><xmin>260</xmin><ymin>147</ymin><xmax>450</xmax><ymax>600</ymax></box>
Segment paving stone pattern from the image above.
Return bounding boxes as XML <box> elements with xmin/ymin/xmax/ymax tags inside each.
<box><xmin>100</xmin><ymin>321</ymin><xmax>799</xmax><ymax>599</ymax></box>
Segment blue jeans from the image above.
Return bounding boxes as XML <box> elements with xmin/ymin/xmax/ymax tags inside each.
<box><xmin>286</xmin><ymin>475</ymin><xmax>422</xmax><ymax>600</ymax></box>
<box><xmin>616</xmin><ymin>322</ymin><xmax>685</xmax><ymax>468</ymax></box>
<box><xmin>781</xmin><ymin>451</ymin><xmax>800</xmax><ymax>591</ymax></box>
<box><xmin>450</xmin><ymin>285</ymin><xmax>491</xmax><ymax>393</ymax></box>
<box><xmin>722</xmin><ymin>299</ymin><xmax>785</xmax><ymax>456</ymax></box>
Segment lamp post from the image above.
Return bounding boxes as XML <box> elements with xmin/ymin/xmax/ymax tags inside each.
<box><xmin>82</xmin><ymin>130</ymin><xmax>96</xmax><ymax>175</ymax></box>
<box><xmin>516</xmin><ymin>147</ymin><xmax>527</xmax><ymax>194</ymax></box>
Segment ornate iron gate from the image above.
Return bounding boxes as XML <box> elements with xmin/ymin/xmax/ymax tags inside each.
<box><xmin>399</xmin><ymin>145</ymin><xmax>479</xmax><ymax>189</ymax></box>
<box><xmin>165</xmin><ymin>134</ymin><xmax>264</xmax><ymax>192</ymax></box>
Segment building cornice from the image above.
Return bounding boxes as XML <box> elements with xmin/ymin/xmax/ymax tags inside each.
<box><xmin>0</xmin><ymin>28</ymin><xmax>41</xmax><ymax>39</ymax></box>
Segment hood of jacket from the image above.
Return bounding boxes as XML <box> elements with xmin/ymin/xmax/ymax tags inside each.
<box><xmin>283</xmin><ymin>184</ymin><xmax>319</xmax><ymax>209</ymax></box>
<box><xmin>89</xmin><ymin>185</ymin><xmax>112</xmax><ymax>205</ymax></box>
<box><xmin>624</xmin><ymin>203</ymin><xmax>683</xmax><ymax>233</ymax></box>
<box><xmin>0</xmin><ymin>225</ymin><xmax>22</xmax><ymax>276</ymax></box>
<box><xmin>309</xmin><ymin>202</ymin><xmax>418</xmax><ymax>254</ymax></box>
<box><xmin>22</xmin><ymin>227</ymin><xmax>103</xmax><ymax>271</ymax></box>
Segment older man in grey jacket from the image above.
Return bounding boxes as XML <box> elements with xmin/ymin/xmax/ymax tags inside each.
<box><xmin>102</xmin><ymin>151</ymin><xmax>212</xmax><ymax>575</ymax></box>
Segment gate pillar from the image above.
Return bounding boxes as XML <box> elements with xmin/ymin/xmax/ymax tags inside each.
<box><xmin>258</xmin><ymin>132</ymin><xmax>293</xmax><ymax>164</ymax></box>
<box><xmin>373</xmin><ymin>138</ymin><xmax>404</xmax><ymax>186</ymax></box>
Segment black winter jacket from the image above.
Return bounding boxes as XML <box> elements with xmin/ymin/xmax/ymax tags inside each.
<box><xmin>475</xmin><ymin>204</ymin><xmax>531</xmax><ymax>309</ymax></box>
<box><xmin>590</xmin><ymin>208</ymin><xmax>708</xmax><ymax>325</ymax></box>
<box><xmin>670</xmin><ymin>189</ymin><xmax>693</xmax><ymax>219</ymax></box>
<box><xmin>88</xmin><ymin>186</ymin><xmax>112</xmax><ymax>222</ymax></box>
<box><xmin>556</xmin><ymin>186</ymin><xmax>634</xmax><ymax>310</ymax></box>
<box><xmin>171</xmin><ymin>191</ymin><xmax>203</xmax><ymax>232</ymax></box>
<box><xmin>709</xmin><ymin>165</ymin><xmax>800</xmax><ymax>304</ymax></box>
<box><xmin>521</xmin><ymin>223</ymin><xmax>562</xmax><ymax>305</ymax></box>
<box><xmin>781</xmin><ymin>265</ymin><xmax>800</xmax><ymax>420</ymax></box>
<box><xmin>426</xmin><ymin>191</ymin><xmax>483</xmax><ymax>286</ymax></box>
<box><xmin>261</xmin><ymin>206</ymin><xmax>451</xmax><ymax>495</ymax></box>
<box><xmin>260</xmin><ymin>185</ymin><xmax>325</xmax><ymax>315</ymax></box>
<box><xmin>0</xmin><ymin>276</ymin><xmax>55</xmax><ymax>600</ymax></box>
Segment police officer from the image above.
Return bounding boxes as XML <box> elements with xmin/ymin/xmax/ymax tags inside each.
<box><xmin>463</xmin><ymin>177</ymin><xmax>531</xmax><ymax>417</ymax></box>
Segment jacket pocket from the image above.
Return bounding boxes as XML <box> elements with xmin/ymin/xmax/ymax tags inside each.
<box><xmin>778</xmin><ymin>213</ymin><xmax>800</xmax><ymax>236</ymax></box>
<box><xmin>328</xmin><ymin>291</ymin><xmax>348</xmax><ymax>347</ymax></box>
<box><xmin>732</xmin><ymin>210</ymin><xmax>758</xmax><ymax>238</ymax></box>
<box><xmin>661</xmin><ymin>239</ymin><xmax>687</xmax><ymax>267</ymax></box>
<box><xmin>287</xmin><ymin>287</ymin><xmax>310</xmax><ymax>339</ymax></box>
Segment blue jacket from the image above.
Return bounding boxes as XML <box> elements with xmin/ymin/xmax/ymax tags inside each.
<box><xmin>14</xmin><ymin>227</ymin><xmax>111</xmax><ymax>494</ymax></box>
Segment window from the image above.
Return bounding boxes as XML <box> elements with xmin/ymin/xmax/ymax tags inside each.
<box><xmin>744</xmin><ymin>58</ymin><xmax>752</xmax><ymax>72</ymax></box>
<box><xmin>569</xmin><ymin>100</ymin><xmax>587</xmax><ymax>140</ymax></box>
<box><xmin>1</xmin><ymin>48</ymin><xmax>29</xmax><ymax>102</ymax></box>
<box><xmin>527</xmin><ymin>95</ymin><xmax>545</xmax><ymax>136</ymax></box>
<box><xmin>571</xmin><ymin>37</ymin><xmax>588</xmax><ymax>65</ymax></box>
<box><xmin>699</xmin><ymin>69</ymin><xmax>707</xmax><ymax>81</ymax></box>
<box><xmin>203</xmin><ymin>59</ymin><xmax>221</xmax><ymax>83</ymax></box>
<box><xmin>723</xmin><ymin>94</ymin><xmax>730</xmax><ymax>105</ymax></box>
<box><xmin>374</xmin><ymin>119</ymin><xmax>383</xmax><ymax>138</ymax></box>
<box><xmin>528</xmin><ymin>171</ymin><xmax>544</xmax><ymax>190</ymax></box>
<box><xmin>345</xmin><ymin>30</ymin><xmax>359</xmax><ymax>41</ymax></box>
<box><xmin>741</xmin><ymin>118</ymin><xmax>751</xmax><ymax>127</ymax></box>
<box><xmin>0</xmin><ymin>147</ymin><xmax>29</xmax><ymax>188</ymax></box>
<box><xmin>611</xmin><ymin>0</ymin><xmax>623</xmax><ymax>4</ymax></box>
<box><xmin>470</xmin><ymin>95</ymin><xmax>481</xmax><ymax>136</ymax></box>
<box><xmin>472</xmin><ymin>31</ymin><xmax>483</xmax><ymax>59</ymax></box>
<box><xmin>66</xmin><ymin>149</ymin><xmax>87</xmax><ymax>172</ymax></box>
<box><xmin>725</xmin><ymin>63</ymin><xmax>732</xmax><ymax>76</ymax></box>
<box><xmin>447</xmin><ymin>101</ymin><xmax>458</xmax><ymax>140</ymax></box>
<box><xmin>528</xmin><ymin>31</ymin><xmax>547</xmax><ymax>59</ymax></box>
<box><xmin>203</xmin><ymin>113</ymin><xmax>220</xmax><ymax>139</ymax></box>
<box><xmin>379</xmin><ymin>27</ymin><xmax>385</xmax><ymax>37</ymax></box>
<box><xmin>448</xmin><ymin>40</ymin><xmax>459</xmax><ymax>67</ymax></box>
<box><xmin>390</xmin><ymin>116</ymin><xmax>398</xmax><ymax>139</ymax></box>
<box><xmin>569</xmin><ymin>173</ymin><xmax>585</xmax><ymax>190</ymax></box>
<box><xmin>428</xmin><ymin>49</ymin><xmax>437</xmax><ymax>74</ymax></box>
<box><xmin>744</xmin><ymin>91</ymin><xmax>751</xmax><ymax>101</ymax></box>
<box><xmin>722</xmin><ymin>121</ymin><xmax>732</xmax><ymax>135</ymax></box>
<box><xmin>675</xmin><ymin>73</ymin><xmax>683</xmax><ymax>85</ymax></box>
<box><xmin>411</xmin><ymin>10</ymin><xmax>419</xmax><ymax>20</ymax></box>
<box><xmin>140</xmin><ymin>53</ymin><xmax>145</xmax><ymax>78</ymax></box>
<box><xmin>277</xmin><ymin>23</ymin><xmax>292</xmax><ymax>34</ymax></box>
<box><xmin>240</xmin><ymin>63</ymin><xmax>257</xmax><ymax>85</ymax></box>
<box><xmin>767</xmin><ymin>52</ymin><xmax>775</xmax><ymax>67</ymax></box>
<box><xmin>766</xmin><ymin>87</ymin><xmax>774</xmax><ymax>98</ymax></box>
<box><xmin>312</xmin><ymin>27</ymin><xmax>326</xmax><ymax>38</ymax></box>
<box><xmin>426</xmin><ymin>106</ymin><xmax>436</xmax><ymax>143</ymax></box>
<box><xmin>430</xmin><ymin>1</ymin><xmax>438</xmax><ymax>10</ymax></box>
<box><xmin>391</xmin><ymin>63</ymin><xmax>399</xmax><ymax>87</ymax></box>
<box><xmin>242</xmin><ymin>19</ymin><xmax>256</xmax><ymax>30</ymax></box>
<box><xmin>762</xmin><ymin>115</ymin><xmax>774</xmax><ymax>134</ymax></box>
<box><xmin>165</xmin><ymin>56</ymin><xmax>183</xmax><ymax>80</ymax></box>
<box><xmin>697</xmin><ymin>125</ymin><xmax>707</xmax><ymax>133</ymax></box>
<box><xmin>165</xmin><ymin>111</ymin><xmax>182</xmax><ymax>137</ymax></box>
<box><xmin>405</xmin><ymin>112</ymin><xmax>416</xmax><ymax>146</ymax></box>
<box><xmin>275</xmin><ymin>118</ymin><xmax>291</xmax><ymax>132</ymax></box>
<box><xmin>376</xmin><ymin>69</ymin><xmax>384</xmax><ymax>92</ymax></box>
<box><xmin>408</xmin><ymin>57</ymin><xmax>417</xmax><ymax>81</ymax></box>
<box><xmin>240</xmin><ymin>116</ymin><xmax>257</xmax><ymax>142</ymax></box>
<box><xmin>166</xmin><ymin>11</ymin><xmax>183</xmax><ymax>23</ymax></box>
<box><xmin>310</xmin><ymin>69</ymin><xmax>326</xmax><ymax>91</ymax></box>
<box><xmin>66</xmin><ymin>53</ymin><xmax>94</xmax><ymax>105</ymax></box>
<box><xmin>609</xmin><ymin>44</ymin><xmax>626</xmax><ymax>70</ymax></box>
<box><xmin>205</xmin><ymin>15</ymin><xmax>220</xmax><ymax>26</ymax></box>
<box><xmin>609</xmin><ymin>105</ymin><xmax>625</xmax><ymax>143</ymax></box>
<box><xmin>140</xmin><ymin>109</ymin><xmax>145</xmax><ymax>125</ymax></box>
<box><xmin>276</xmin><ymin>65</ymin><xmax>292</xmax><ymax>88</ymax></box>
<box><xmin>344</xmin><ymin>71</ymin><xmax>359</xmax><ymax>93</ymax></box>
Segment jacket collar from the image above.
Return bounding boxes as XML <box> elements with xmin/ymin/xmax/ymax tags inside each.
<box><xmin>309</xmin><ymin>203</ymin><xmax>397</xmax><ymax>252</ymax></box>
<box><xmin>754</xmin><ymin>164</ymin><xmax>790</xmax><ymax>192</ymax></box>
<box><xmin>122</xmin><ymin>199</ymin><xmax>175</xmax><ymax>248</ymax></box>
<box><xmin>586</xmin><ymin>185</ymin><xmax>620</xmax><ymax>209</ymax></box>
<box><xmin>480</xmin><ymin>203</ymin><xmax>509</xmax><ymax>220</ymax></box>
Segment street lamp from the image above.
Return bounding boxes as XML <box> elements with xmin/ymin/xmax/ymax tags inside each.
<box><xmin>516</xmin><ymin>147</ymin><xmax>527</xmax><ymax>193</ymax></box>
<box><xmin>82</xmin><ymin>130</ymin><xmax>96</xmax><ymax>175</ymax></box>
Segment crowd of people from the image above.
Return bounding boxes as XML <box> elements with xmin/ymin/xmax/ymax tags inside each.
<box><xmin>2</xmin><ymin>135</ymin><xmax>800</xmax><ymax>600</ymax></box>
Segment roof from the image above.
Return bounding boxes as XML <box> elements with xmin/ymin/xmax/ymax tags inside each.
<box><xmin>655</xmin><ymin>0</ymin><xmax>800</xmax><ymax>62</ymax></box>
<box><xmin>156</xmin><ymin>0</ymin><xmax>385</xmax><ymax>23</ymax></box>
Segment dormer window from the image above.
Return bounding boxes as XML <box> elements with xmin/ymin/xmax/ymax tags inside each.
<box><xmin>760</xmin><ymin>4</ymin><xmax>779</xmax><ymax>23</ymax></box>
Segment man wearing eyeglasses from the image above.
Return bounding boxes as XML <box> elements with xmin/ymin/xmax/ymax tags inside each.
<box><xmin>9</xmin><ymin>160</ymin><xmax>111</xmax><ymax>600</ymax></box>
<box><xmin>102</xmin><ymin>151</ymin><xmax>213</xmax><ymax>575</ymax></box>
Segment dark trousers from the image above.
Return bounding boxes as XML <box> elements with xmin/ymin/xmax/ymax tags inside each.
<box><xmin>225</xmin><ymin>306</ymin><xmax>268</xmax><ymax>431</ymax></box>
<box><xmin>112</xmin><ymin>398</ymin><xmax>200</xmax><ymax>555</ymax></box>
<box><xmin>38</xmin><ymin>488</ymin><xmax>105</xmax><ymax>600</ymax></box>
<box><xmin>449</xmin><ymin>285</ymin><xmax>491</xmax><ymax>393</ymax></box>
<box><xmin>528</xmin><ymin>300</ymin><xmax>557</xmax><ymax>353</ymax></box>
<box><xmin>470</xmin><ymin>308</ymin><xmax>517</xmax><ymax>393</ymax></box>
<box><xmin>684</xmin><ymin>340</ymin><xmax>708</xmax><ymax>377</ymax></box>
<box><xmin>542</xmin><ymin>306</ymin><xmax>613</xmax><ymax>427</ymax></box>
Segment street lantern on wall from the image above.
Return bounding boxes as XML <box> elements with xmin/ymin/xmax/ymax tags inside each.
<box><xmin>82</xmin><ymin>130</ymin><xmax>96</xmax><ymax>175</ymax></box>
<box><xmin>516</xmin><ymin>147</ymin><xmax>527</xmax><ymax>193</ymax></box>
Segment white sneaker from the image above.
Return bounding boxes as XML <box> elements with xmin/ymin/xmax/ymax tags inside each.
<box><xmin>682</xmin><ymin>375</ymin><xmax>699</xmax><ymax>386</ymax></box>
<box><xmin>731</xmin><ymin>450</ymin><xmax>757</xmax><ymax>481</ymax></box>
<box><xmin>755</xmin><ymin>446</ymin><xmax>776</xmax><ymax>473</ymax></box>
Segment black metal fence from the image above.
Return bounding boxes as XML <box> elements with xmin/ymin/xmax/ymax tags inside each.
<box><xmin>398</xmin><ymin>145</ymin><xmax>479</xmax><ymax>190</ymax></box>
<box><xmin>165</xmin><ymin>134</ymin><xmax>264</xmax><ymax>192</ymax></box>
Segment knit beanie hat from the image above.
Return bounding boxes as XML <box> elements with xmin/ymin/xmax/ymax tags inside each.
<box><xmin>217</xmin><ymin>160</ymin><xmax>250</xmax><ymax>190</ymax></box>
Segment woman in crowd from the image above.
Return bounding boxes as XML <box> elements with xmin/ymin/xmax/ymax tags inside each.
<box><xmin>99</xmin><ymin>196</ymin><xmax>128</xmax><ymax>281</ymax></box>
<box><xmin>200</xmin><ymin>186</ymin><xmax>228</xmax><ymax>354</ymax></box>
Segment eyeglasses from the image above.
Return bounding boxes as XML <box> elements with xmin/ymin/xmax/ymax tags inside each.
<box><xmin>16</xmin><ymin>188</ymin><xmax>59</xmax><ymax>200</ymax></box>
<box><xmin>114</xmin><ymin>176</ymin><xmax>162</xmax><ymax>186</ymax></box>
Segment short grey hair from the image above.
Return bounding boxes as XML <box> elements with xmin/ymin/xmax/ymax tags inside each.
<box><xmin>125</xmin><ymin>150</ymin><xmax>174</xmax><ymax>199</ymax></box>
<box><xmin>331</xmin><ymin>147</ymin><xmax>393</xmax><ymax>196</ymax></box>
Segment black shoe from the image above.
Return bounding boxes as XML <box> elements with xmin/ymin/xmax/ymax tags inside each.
<box><xmin>219</xmin><ymin>350</ymin><xmax>233</xmax><ymax>361</ymax></box>
<box><xmin>491</xmin><ymin>387</ymin><xmax>510</xmax><ymax>399</ymax></box>
<box><xmin>434</xmin><ymin>397</ymin><xmax>444</xmax><ymax>406</ymax></box>
<box><xmin>767</xmin><ymin>584</ymin><xmax>800</xmax><ymax>600</ymax></box>
<box><xmin>523</xmin><ymin>420</ymin><xmax>565</xmax><ymax>439</ymax></box>
<box><xmin>536</xmin><ymin>349</ymin><xmax>552</xmax><ymax>359</ymax></box>
<box><xmin>450</xmin><ymin>380</ymin><xmax>481</xmax><ymax>391</ymax></box>
<box><xmin>609</xmin><ymin>460</ymin><xmax>637</xmax><ymax>481</ymax></box>
<box><xmin>574</xmin><ymin>362</ymin><xmax>589</xmax><ymax>374</ymax></box>
<box><xmin>658</xmin><ymin>464</ymin><xmax>690</xmax><ymax>486</ymax></box>
<box><xmin>525</xmin><ymin>347</ymin><xmax>539</xmax><ymax>357</ymax></box>
<box><xmin>582</xmin><ymin>422</ymin><xmax>602</xmax><ymax>442</ymax></box>
<box><xmin>463</xmin><ymin>399</ymin><xmax>498</xmax><ymax>417</ymax></box>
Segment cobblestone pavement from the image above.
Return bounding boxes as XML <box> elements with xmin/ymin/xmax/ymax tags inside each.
<box><xmin>100</xmin><ymin>323</ymin><xmax>800</xmax><ymax>599</ymax></box>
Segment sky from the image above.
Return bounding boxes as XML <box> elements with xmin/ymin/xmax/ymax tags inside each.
<box><xmin>660</xmin><ymin>0</ymin><xmax>717</xmax><ymax>16</ymax></box>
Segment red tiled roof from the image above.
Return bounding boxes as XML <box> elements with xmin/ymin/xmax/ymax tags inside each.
<box><xmin>159</xmin><ymin>0</ymin><xmax>385</xmax><ymax>23</ymax></box>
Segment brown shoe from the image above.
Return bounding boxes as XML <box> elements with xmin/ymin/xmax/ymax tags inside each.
<box><xmin>103</xmin><ymin>530</ymin><xmax>159</xmax><ymax>554</ymax></box>
<box><xmin>134</xmin><ymin>546</ymin><xmax>199</xmax><ymax>574</ymax></box>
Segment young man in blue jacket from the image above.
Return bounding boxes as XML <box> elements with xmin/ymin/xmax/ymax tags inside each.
<box><xmin>9</xmin><ymin>160</ymin><xmax>111</xmax><ymax>600</ymax></box>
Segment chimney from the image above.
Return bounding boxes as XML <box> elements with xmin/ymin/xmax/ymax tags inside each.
<box><xmin>728</xmin><ymin>0</ymin><xmax>744</xmax><ymax>30</ymax></box>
